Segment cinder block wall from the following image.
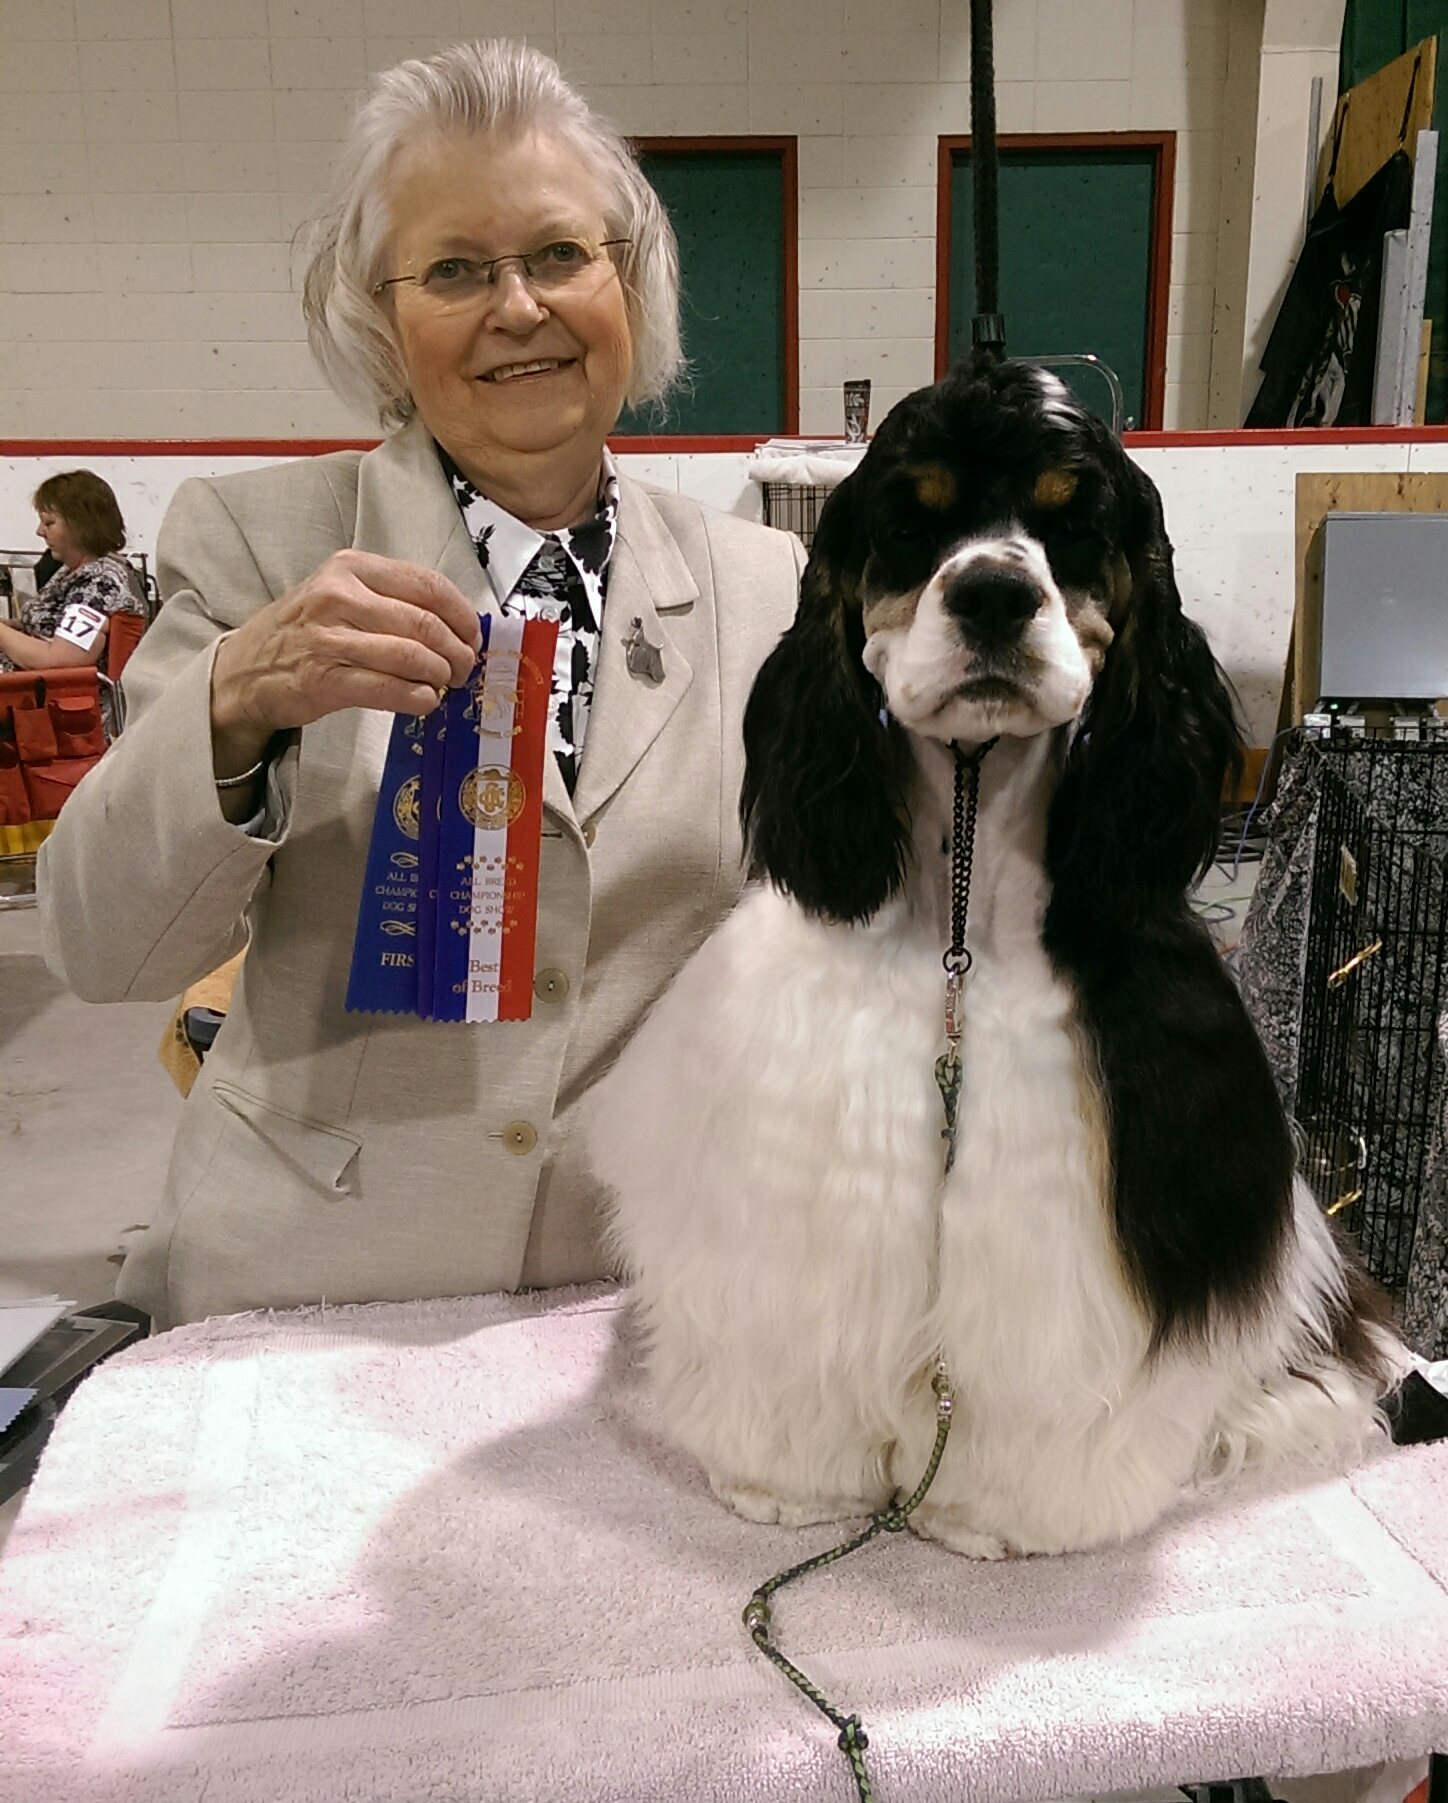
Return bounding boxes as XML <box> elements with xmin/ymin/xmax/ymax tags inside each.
<box><xmin>0</xmin><ymin>0</ymin><xmax>1236</xmax><ymax>439</ymax></box>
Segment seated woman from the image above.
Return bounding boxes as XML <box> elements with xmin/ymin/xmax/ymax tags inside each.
<box><xmin>0</xmin><ymin>472</ymin><xmax>145</xmax><ymax>675</ymax></box>
<box><xmin>39</xmin><ymin>39</ymin><xmax>803</xmax><ymax>1331</ymax></box>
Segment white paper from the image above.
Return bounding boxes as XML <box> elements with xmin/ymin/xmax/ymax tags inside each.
<box><xmin>0</xmin><ymin>1297</ymin><xmax>73</xmax><ymax>1376</ymax></box>
<box><xmin>53</xmin><ymin>601</ymin><xmax>107</xmax><ymax>650</ymax></box>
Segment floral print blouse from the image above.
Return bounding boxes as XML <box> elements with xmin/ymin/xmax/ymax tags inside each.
<box><xmin>0</xmin><ymin>555</ymin><xmax>145</xmax><ymax>674</ymax></box>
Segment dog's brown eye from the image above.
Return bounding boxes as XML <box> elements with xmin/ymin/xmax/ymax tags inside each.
<box><xmin>869</xmin><ymin>522</ymin><xmax>921</xmax><ymax>561</ymax></box>
<box><xmin>1038</xmin><ymin>509</ymin><xmax>1093</xmax><ymax>545</ymax></box>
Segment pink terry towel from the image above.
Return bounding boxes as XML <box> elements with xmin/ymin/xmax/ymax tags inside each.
<box><xmin>1</xmin><ymin>1285</ymin><xmax>1446</xmax><ymax>1803</ymax></box>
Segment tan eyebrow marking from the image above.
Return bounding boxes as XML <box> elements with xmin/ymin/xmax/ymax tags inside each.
<box><xmin>1032</xmin><ymin>468</ymin><xmax>1078</xmax><ymax>509</ymax></box>
<box><xmin>910</xmin><ymin>464</ymin><xmax>957</xmax><ymax>510</ymax></box>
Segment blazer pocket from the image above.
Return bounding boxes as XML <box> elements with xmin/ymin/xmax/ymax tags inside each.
<box><xmin>211</xmin><ymin>1080</ymin><xmax>362</xmax><ymax>1195</ymax></box>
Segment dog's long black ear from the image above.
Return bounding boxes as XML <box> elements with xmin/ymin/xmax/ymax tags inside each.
<box><xmin>741</xmin><ymin>474</ymin><xmax>909</xmax><ymax>924</ymax></box>
<box><xmin>1045</xmin><ymin>448</ymin><xmax>1290</xmax><ymax>1351</ymax></box>
<box><xmin>1047</xmin><ymin>450</ymin><xmax>1242</xmax><ymax>925</ymax></box>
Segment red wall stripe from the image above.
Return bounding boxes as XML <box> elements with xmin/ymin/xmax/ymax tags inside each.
<box><xmin>8</xmin><ymin>426</ymin><xmax>1448</xmax><ymax>457</ymax></box>
<box><xmin>0</xmin><ymin>435</ymin><xmax>782</xmax><ymax>456</ymax></box>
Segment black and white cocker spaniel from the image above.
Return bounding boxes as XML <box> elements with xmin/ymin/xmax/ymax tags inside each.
<box><xmin>588</xmin><ymin>356</ymin><xmax>1402</xmax><ymax>1558</ymax></box>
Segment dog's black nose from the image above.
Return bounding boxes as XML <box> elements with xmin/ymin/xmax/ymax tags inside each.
<box><xmin>942</xmin><ymin>561</ymin><xmax>1041</xmax><ymax>646</ymax></box>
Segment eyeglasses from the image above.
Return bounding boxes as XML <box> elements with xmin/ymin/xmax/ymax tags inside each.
<box><xmin>373</xmin><ymin>237</ymin><xmax>630</xmax><ymax>311</ymax></box>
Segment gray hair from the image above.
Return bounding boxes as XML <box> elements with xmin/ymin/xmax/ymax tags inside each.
<box><xmin>299</xmin><ymin>40</ymin><xmax>682</xmax><ymax>431</ymax></box>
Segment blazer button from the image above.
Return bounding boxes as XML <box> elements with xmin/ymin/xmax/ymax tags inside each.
<box><xmin>582</xmin><ymin>821</ymin><xmax>597</xmax><ymax>848</ymax></box>
<box><xmin>534</xmin><ymin>968</ymin><xmax>569</xmax><ymax>1002</ymax></box>
<box><xmin>499</xmin><ymin>1121</ymin><xmax>537</xmax><ymax>1156</ymax></box>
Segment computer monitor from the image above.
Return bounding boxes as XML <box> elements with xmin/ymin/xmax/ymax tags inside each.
<box><xmin>1318</xmin><ymin>511</ymin><xmax>1448</xmax><ymax>705</ymax></box>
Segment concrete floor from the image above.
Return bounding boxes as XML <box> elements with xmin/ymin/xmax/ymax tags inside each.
<box><xmin>0</xmin><ymin>899</ymin><xmax>183</xmax><ymax>1550</ymax></box>
<box><xmin>1</xmin><ymin>902</ymin><xmax>182</xmax><ymax>1312</ymax></box>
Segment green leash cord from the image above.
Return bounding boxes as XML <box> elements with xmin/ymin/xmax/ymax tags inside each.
<box><xmin>739</xmin><ymin>739</ymin><xmax>996</xmax><ymax>1799</ymax></box>
<box><xmin>742</xmin><ymin>1365</ymin><xmax>957</xmax><ymax>1802</ymax></box>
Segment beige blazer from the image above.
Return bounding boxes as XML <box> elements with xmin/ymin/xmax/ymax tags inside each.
<box><xmin>39</xmin><ymin>423</ymin><xmax>801</xmax><ymax>1329</ymax></box>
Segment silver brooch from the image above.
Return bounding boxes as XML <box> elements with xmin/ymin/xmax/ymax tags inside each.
<box><xmin>623</xmin><ymin>616</ymin><xmax>665</xmax><ymax>683</ymax></box>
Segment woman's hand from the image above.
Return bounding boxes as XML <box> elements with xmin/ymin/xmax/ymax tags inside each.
<box><xmin>209</xmin><ymin>551</ymin><xmax>483</xmax><ymax>779</ymax></box>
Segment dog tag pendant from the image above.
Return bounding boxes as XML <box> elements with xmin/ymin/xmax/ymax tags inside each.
<box><xmin>935</xmin><ymin>1048</ymin><xmax>962</xmax><ymax>1170</ymax></box>
<box><xmin>944</xmin><ymin>965</ymin><xmax>965</xmax><ymax>1043</ymax></box>
<box><xmin>938</xmin><ymin>960</ymin><xmax>969</xmax><ymax>1172</ymax></box>
<box><xmin>623</xmin><ymin>616</ymin><xmax>665</xmax><ymax>683</ymax></box>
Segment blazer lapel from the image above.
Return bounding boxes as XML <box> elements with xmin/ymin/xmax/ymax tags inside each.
<box><xmin>354</xmin><ymin>419</ymin><xmax>494</xmax><ymax>602</ymax></box>
<box><xmin>571</xmin><ymin>477</ymin><xmax>697</xmax><ymax>825</ymax></box>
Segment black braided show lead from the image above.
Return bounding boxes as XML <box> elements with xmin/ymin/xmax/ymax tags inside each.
<box><xmin>738</xmin><ymin>739</ymin><xmax>998</xmax><ymax>1800</ymax></box>
<box><xmin>970</xmin><ymin>0</ymin><xmax>1005</xmax><ymax>358</ymax></box>
<box><xmin>948</xmin><ymin>738</ymin><xmax>998</xmax><ymax>977</ymax></box>
<box><xmin>742</xmin><ymin>1366</ymin><xmax>957</xmax><ymax>1803</ymax></box>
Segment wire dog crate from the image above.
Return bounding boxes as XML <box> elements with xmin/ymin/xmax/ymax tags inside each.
<box><xmin>1292</xmin><ymin>730</ymin><xmax>1448</xmax><ymax>1351</ymax></box>
<box><xmin>760</xmin><ymin>483</ymin><xmax>830</xmax><ymax>550</ymax></box>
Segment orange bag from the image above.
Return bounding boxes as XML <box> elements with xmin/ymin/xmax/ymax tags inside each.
<box><xmin>0</xmin><ymin>670</ymin><xmax>106</xmax><ymax>826</ymax></box>
<box><xmin>50</xmin><ymin>692</ymin><xmax>106</xmax><ymax>759</ymax></box>
<box><xmin>22</xmin><ymin>756</ymin><xmax>94</xmax><ymax>820</ymax></box>
<box><xmin>0</xmin><ymin>741</ymin><xmax>30</xmax><ymax>826</ymax></box>
<box><xmin>13</xmin><ymin>704</ymin><xmax>58</xmax><ymax>763</ymax></box>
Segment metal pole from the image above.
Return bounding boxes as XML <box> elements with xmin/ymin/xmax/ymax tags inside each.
<box><xmin>970</xmin><ymin>0</ymin><xmax>1005</xmax><ymax>357</ymax></box>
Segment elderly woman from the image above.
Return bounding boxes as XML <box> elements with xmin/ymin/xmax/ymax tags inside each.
<box><xmin>0</xmin><ymin>471</ymin><xmax>143</xmax><ymax>674</ymax></box>
<box><xmin>40</xmin><ymin>41</ymin><xmax>801</xmax><ymax>1330</ymax></box>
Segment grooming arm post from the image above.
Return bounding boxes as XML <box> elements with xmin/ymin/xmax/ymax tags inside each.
<box><xmin>970</xmin><ymin>0</ymin><xmax>1005</xmax><ymax>358</ymax></box>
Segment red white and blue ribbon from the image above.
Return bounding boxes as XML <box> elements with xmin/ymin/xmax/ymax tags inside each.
<box><xmin>346</xmin><ymin>610</ymin><xmax>557</xmax><ymax>1023</ymax></box>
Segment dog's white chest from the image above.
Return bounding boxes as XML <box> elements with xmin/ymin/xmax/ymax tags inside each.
<box><xmin>932</xmin><ymin>945</ymin><xmax>1152</xmax><ymax>1450</ymax></box>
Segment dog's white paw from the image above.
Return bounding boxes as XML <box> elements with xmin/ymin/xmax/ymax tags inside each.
<box><xmin>710</xmin><ymin>1476</ymin><xmax>871</xmax><ymax>1528</ymax></box>
<box><xmin>909</xmin><ymin>1502</ymin><xmax>1015</xmax><ymax>1560</ymax></box>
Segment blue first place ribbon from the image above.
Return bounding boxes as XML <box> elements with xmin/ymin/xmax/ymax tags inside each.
<box><xmin>346</xmin><ymin>615</ymin><xmax>491</xmax><ymax>1017</ymax></box>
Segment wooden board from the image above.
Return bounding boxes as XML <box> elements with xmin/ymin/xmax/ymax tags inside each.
<box><xmin>1315</xmin><ymin>37</ymin><xmax>1438</xmax><ymax>209</ymax></box>
<box><xmin>1285</xmin><ymin>470</ymin><xmax>1448</xmax><ymax>726</ymax></box>
<box><xmin>1233</xmin><ymin>746</ymin><xmax>1270</xmax><ymax>807</ymax></box>
<box><xmin>1419</xmin><ymin>319</ymin><xmax>1435</xmax><ymax>422</ymax></box>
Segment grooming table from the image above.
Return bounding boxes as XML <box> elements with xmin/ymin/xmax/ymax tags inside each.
<box><xmin>2</xmin><ymin>1287</ymin><xmax>1446</xmax><ymax>1803</ymax></box>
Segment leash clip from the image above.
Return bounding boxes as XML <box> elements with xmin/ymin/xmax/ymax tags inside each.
<box><xmin>943</xmin><ymin>953</ymin><xmax>970</xmax><ymax>1043</ymax></box>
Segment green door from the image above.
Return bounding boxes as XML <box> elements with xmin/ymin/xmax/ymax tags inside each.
<box><xmin>618</xmin><ymin>147</ymin><xmax>789</xmax><ymax>436</ymax></box>
<box><xmin>948</xmin><ymin>143</ymin><xmax>1163</xmax><ymax>429</ymax></box>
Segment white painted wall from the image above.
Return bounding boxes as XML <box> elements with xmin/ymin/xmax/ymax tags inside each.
<box><xmin>9</xmin><ymin>435</ymin><xmax>1447</xmax><ymax>747</ymax></box>
<box><xmin>1</xmin><ymin>0</ymin><xmax>1239</xmax><ymax>438</ymax></box>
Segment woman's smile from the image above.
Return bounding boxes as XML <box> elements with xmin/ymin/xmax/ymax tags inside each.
<box><xmin>477</xmin><ymin>356</ymin><xmax>578</xmax><ymax>384</ymax></box>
